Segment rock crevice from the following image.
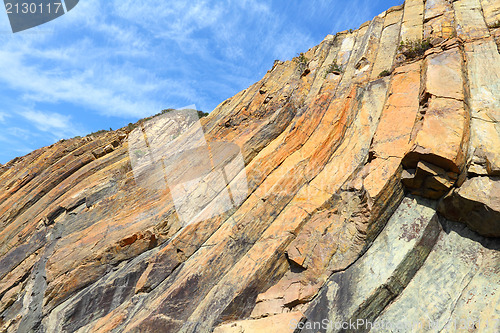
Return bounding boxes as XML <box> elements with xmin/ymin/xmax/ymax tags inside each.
<box><xmin>0</xmin><ymin>1</ymin><xmax>499</xmax><ymax>332</ymax></box>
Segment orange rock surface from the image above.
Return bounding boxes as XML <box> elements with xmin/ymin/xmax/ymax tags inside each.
<box><xmin>1</xmin><ymin>1</ymin><xmax>499</xmax><ymax>332</ymax></box>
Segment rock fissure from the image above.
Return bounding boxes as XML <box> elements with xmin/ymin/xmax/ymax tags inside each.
<box><xmin>1</xmin><ymin>1</ymin><xmax>500</xmax><ymax>332</ymax></box>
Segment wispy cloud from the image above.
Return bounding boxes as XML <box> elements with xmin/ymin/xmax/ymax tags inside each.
<box><xmin>0</xmin><ymin>36</ymin><xmax>167</xmax><ymax>118</ymax></box>
<box><xmin>0</xmin><ymin>0</ymin><xmax>402</xmax><ymax>164</ymax></box>
<box><xmin>18</xmin><ymin>109</ymin><xmax>82</xmax><ymax>138</ymax></box>
<box><xmin>0</xmin><ymin>0</ymin><xmax>319</xmax><ymax>119</ymax></box>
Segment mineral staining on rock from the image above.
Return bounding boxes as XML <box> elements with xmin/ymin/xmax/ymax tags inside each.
<box><xmin>372</xmin><ymin>219</ymin><xmax>500</xmax><ymax>333</ymax></box>
<box><xmin>1</xmin><ymin>0</ymin><xmax>500</xmax><ymax>332</ymax></box>
<box><xmin>303</xmin><ymin>197</ymin><xmax>441</xmax><ymax>333</ymax></box>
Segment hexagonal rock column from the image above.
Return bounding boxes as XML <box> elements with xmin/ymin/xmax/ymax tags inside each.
<box><xmin>300</xmin><ymin>196</ymin><xmax>441</xmax><ymax>333</ymax></box>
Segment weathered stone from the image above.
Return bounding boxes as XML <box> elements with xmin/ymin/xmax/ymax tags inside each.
<box><xmin>402</xmin><ymin>45</ymin><xmax>469</xmax><ymax>198</ymax></box>
<box><xmin>480</xmin><ymin>0</ymin><xmax>500</xmax><ymax>28</ymax></box>
<box><xmin>213</xmin><ymin>312</ymin><xmax>304</xmax><ymax>333</ymax></box>
<box><xmin>304</xmin><ymin>35</ymin><xmax>343</xmax><ymax>106</ymax></box>
<box><xmin>400</xmin><ymin>0</ymin><xmax>425</xmax><ymax>41</ymax></box>
<box><xmin>351</xmin><ymin>16</ymin><xmax>384</xmax><ymax>81</ymax></box>
<box><xmin>493</xmin><ymin>28</ymin><xmax>500</xmax><ymax>50</ymax></box>
<box><xmin>423</xmin><ymin>46</ymin><xmax>464</xmax><ymax>100</ymax></box>
<box><xmin>0</xmin><ymin>2</ymin><xmax>499</xmax><ymax>333</ymax></box>
<box><xmin>453</xmin><ymin>0</ymin><xmax>490</xmax><ymax>41</ymax></box>
<box><xmin>402</xmin><ymin>161</ymin><xmax>455</xmax><ymax>199</ymax></box>
<box><xmin>404</xmin><ymin>97</ymin><xmax>468</xmax><ymax>174</ymax></box>
<box><xmin>401</xmin><ymin>168</ymin><xmax>420</xmax><ymax>189</ymax></box>
<box><xmin>464</xmin><ymin>39</ymin><xmax>500</xmax><ymax>176</ymax></box>
<box><xmin>103</xmin><ymin>144</ymin><xmax>114</xmax><ymax>154</ymax></box>
<box><xmin>371</xmin><ymin>9</ymin><xmax>403</xmax><ymax>79</ymax></box>
<box><xmin>370</xmin><ymin>62</ymin><xmax>421</xmax><ymax>160</ymax></box>
<box><xmin>424</xmin><ymin>0</ymin><xmax>456</xmax><ymax>39</ymax></box>
<box><xmin>125</xmin><ymin>65</ymin><xmax>394</xmax><ymax>333</ymax></box>
<box><xmin>373</xmin><ymin>219</ymin><xmax>500</xmax><ymax>332</ymax></box>
<box><xmin>438</xmin><ymin>176</ymin><xmax>500</xmax><ymax>237</ymax></box>
<box><xmin>302</xmin><ymin>196</ymin><xmax>441</xmax><ymax>333</ymax></box>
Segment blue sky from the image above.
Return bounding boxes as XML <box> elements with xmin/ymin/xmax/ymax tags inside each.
<box><xmin>0</xmin><ymin>0</ymin><xmax>402</xmax><ymax>164</ymax></box>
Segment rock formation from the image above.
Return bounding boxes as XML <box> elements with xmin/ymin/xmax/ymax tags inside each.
<box><xmin>1</xmin><ymin>0</ymin><xmax>499</xmax><ymax>332</ymax></box>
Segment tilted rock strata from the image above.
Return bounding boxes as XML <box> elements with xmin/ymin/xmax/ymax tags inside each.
<box><xmin>302</xmin><ymin>196</ymin><xmax>441</xmax><ymax>333</ymax></box>
<box><xmin>0</xmin><ymin>0</ymin><xmax>499</xmax><ymax>332</ymax></box>
<box><xmin>372</xmin><ymin>219</ymin><xmax>500</xmax><ymax>333</ymax></box>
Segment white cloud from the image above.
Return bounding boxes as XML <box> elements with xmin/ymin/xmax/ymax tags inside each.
<box><xmin>0</xmin><ymin>0</ymin><xmax>321</xmax><ymax>121</ymax></box>
<box><xmin>3</xmin><ymin>127</ymin><xmax>33</xmax><ymax>141</ymax></box>
<box><xmin>20</xmin><ymin>110</ymin><xmax>70</xmax><ymax>130</ymax></box>
<box><xmin>0</xmin><ymin>0</ymin><xmax>398</xmax><ymax>164</ymax></box>
<box><xmin>18</xmin><ymin>109</ymin><xmax>81</xmax><ymax>138</ymax></box>
<box><xmin>0</xmin><ymin>0</ymin><xmax>382</xmax><ymax>119</ymax></box>
<box><xmin>0</xmin><ymin>0</ymin><xmax>176</xmax><ymax>118</ymax></box>
<box><xmin>0</xmin><ymin>39</ymin><xmax>170</xmax><ymax>118</ymax></box>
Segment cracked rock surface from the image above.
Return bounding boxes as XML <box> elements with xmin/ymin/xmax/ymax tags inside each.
<box><xmin>1</xmin><ymin>0</ymin><xmax>499</xmax><ymax>332</ymax></box>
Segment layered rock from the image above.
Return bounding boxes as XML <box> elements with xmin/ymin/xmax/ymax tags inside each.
<box><xmin>372</xmin><ymin>219</ymin><xmax>500</xmax><ymax>333</ymax></box>
<box><xmin>301</xmin><ymin>196</ymin><xmax>441</xmax><ymax>333</ymax></box>
<box><xmin>0</xmin><ymin>1</ymin><xmax>500</xmax><ymax>333</ymax></box>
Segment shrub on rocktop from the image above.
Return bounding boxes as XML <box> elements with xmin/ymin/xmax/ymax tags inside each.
<box><xmin>324</xmin><ymin>59</ymin><xmax>343</xmax><ymax>78</ymax></box>
<box><xmin>398</xmin><ymin>38</ymin><xmax>432</xmax><ymax>59</ymax></box>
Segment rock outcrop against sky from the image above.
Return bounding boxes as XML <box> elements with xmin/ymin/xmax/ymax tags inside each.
<box><xmin>1</xmin><ymin>0</ymin><xmax>500</xmax><ymax>332</ymax></box>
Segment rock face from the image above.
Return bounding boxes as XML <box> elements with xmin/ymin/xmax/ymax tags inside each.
<box><xmin>1</xmin><ymin>1</ymin><xmax>500</xmax><ymax>332</ymax></box>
